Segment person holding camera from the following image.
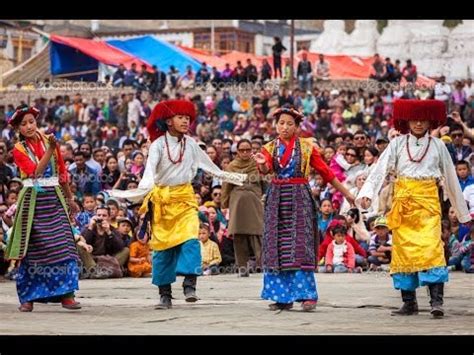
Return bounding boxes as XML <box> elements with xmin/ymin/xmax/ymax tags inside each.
<box><xmin>357</xmin><ymin>100</ymin><xmax>471</xmax><ymax>319</ymax></box>
<box><xmin>80</xmin><ymin>206</ymin><xmax>129</xmax><ymax>278</ymax></box>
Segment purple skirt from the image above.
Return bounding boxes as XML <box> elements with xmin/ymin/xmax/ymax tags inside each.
<box><xmin>262</xmin><ymin>182</ymin><xmax>318</xmax><ymax>272</ymax></box>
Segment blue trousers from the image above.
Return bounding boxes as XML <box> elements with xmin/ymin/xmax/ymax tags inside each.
<box><xmin>392</xmin><ymin>266</ymin><xmax>449</xmax><ymax>291</ymax></box>
<box><xmin>152</xmin><ymin>239</ymin><xmax>202</xmax><ymax>287</ymax></box>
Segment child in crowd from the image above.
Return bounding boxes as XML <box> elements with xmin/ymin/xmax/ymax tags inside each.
<box><xmin>199</xmin><ymin>223</ymin><xmax>222</xmax><ymax>276</ymax></box>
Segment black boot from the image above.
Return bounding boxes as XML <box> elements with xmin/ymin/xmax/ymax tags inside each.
<box><xmin>391</xmin><ymin>290</ymin><xmax>419</xmax><ymax>316</ymax></box>
<box><xmin>428</xmin><ymin>283</ymin><xmax>444</xmax><ymax>318</ymax></box>
<box><xmin>183</xmin><ymin>275</ymin><xmax>199</xmax><ymax>302</ymax></box>
<box><xmin>155</xmin><ymin>284</ymin><xmax>172</xmax><ymax>309</ymax></box>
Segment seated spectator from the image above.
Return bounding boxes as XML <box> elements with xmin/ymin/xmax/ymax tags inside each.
<box><xmin>320</xmin><ymin>225</ymin><xmax>358</xmax><ymax>273</ymax></box>
<box><xmin>401</xmin><ymin>59</ymin><xmax>417</xmax><ymax>83</ymax></box>
<box><xmin>317</xmin><ymin>198</ymin><xmax>334</xmax><ymax>241</ymax></box>
<box><xmin>456</xmin><ymin>160</ymin><xmax>474</xmax><ymax>191</ymax></box>
<box><xmin>319</xmin><ymin>217</ymin><xmax>367</xmax><ymax>266</ymax></box>
<box><xmin>80</xmin><ymin>206</ymin><xmax>129</xmax><ymax>278</ymax></box>
<box><xmin>75</xmin><ymin>193</ymin><xmax>97</xmax><ymax>231</ymax></box>
<box><xmin>117</xmin><ymin>217</ymin><xmax>134</xmax><ymax>247</ymax></box>
<box><xmin>127</xmin><ymin>225</ymin><xmax>152</xmax><ymax>278</ymax></box>
<box><xmin>443</xmin><ymin>220</ymin><xmax>473</xmax><ymax>273</ymax></box>
<box><xmin>260</xmin><ymin>58</ymin><xmax>272</xmax><ymax>83</ymax></box>
<box><xmin>199</xmin><ymin>223</ymin><xmax>222</xmax><ymax>276</ymax></box>
<box><xmin>112</xmin><ymin>64</ymin><xmax>127</xmax><ymax>87</ymax></box>
<box><xmin>370</xmin><ymin>54</ymin><xmax>386</xmax><ymax>82</ymax></box>
<box><xmin>367</xmin><ymin>216</ymin><xmax>392</xmax><ymax>271</ymax></box>
<box><xmin>123</xmin><ymin>63</ymin><xmax>139</xmax><ymax>87</ymax></box>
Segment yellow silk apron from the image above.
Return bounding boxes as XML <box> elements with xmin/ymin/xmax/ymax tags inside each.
<box><xmin>139</xmin><ymin>183</ymin><xmax>199</xmax><ymax>251</ymax></box>
<box><xmin>386</xmin><ymin>177</ymin><xmax>446</xmax><ymax>274</ymax></box>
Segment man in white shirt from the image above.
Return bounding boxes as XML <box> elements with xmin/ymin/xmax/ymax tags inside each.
<box><xmin>358</xmin><ymin>99</ymin><xmax>470</xmax><ymax>319</ymax></box>
<box><xmin>127</xmin><ymin>93</ymin><xmax>142</xmax><ymax>127</ymax></box>
<box><xmin>434</xmin><ymin>76</ymin><xmax>452</xmax><ymax>106</ymax></box>
<box><xmin>111</xmin><ymin>100</ymin><xmax>246</xmax><ymax>310</ymax></box>
<box><xmin>463</xmin><ymin>78</ymin><xmax>473</xmax><ymax>100</ymax></box>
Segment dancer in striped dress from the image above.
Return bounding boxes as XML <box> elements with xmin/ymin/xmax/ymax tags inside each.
<box><xmin>253</xmin><ymin>105</ymin><xmax>355</xmax><ymax>311</ymax></box>
<box><xmin>5</xmin><ymin>105</ymin><xmax>81</xmax><ymax>312</ymax></box>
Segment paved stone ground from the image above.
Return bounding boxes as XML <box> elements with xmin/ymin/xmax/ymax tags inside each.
<box><xmin>0</xmin><ymin>272</ymin><xmax>472</xmax><ymax>335</ymax></box>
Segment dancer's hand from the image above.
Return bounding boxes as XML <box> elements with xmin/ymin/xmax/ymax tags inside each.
<box><xmin>252</xmin><ymin>152</ymin><xmax>267</xmax><ymax>165</ymax></box>
<box><xmin>47</xmin><ymin>134</ymin><xmax>57</xmax><ymax>149</ymax></box>
<box><xmin>451</xmin><ymin>111</ymin><xmax>462</xmax><ymax>123</ymax></box>
<box><xmin>345</xmin><ymin>193</ymin><xmax>356</xmax><ymax>207</ymax></box>
<box><xmin>68</xmin><ymin>199</ymin><xmax>80</xmax><ymax>215</ymax></box>
<box><xmin>360</xmin><ymin>197</ymin><xmax>371</xmax><ymax>209</ymax></box>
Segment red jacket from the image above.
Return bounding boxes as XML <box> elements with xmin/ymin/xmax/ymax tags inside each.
<box><xmin>318</xmin><ymin>220</ymin><xmax>367</xmax><ymax>261</ymax></box>
<box><xmin>325</xmin><ymin>241</ymin><xmax>356</xmax><ymax>269</ymax></box>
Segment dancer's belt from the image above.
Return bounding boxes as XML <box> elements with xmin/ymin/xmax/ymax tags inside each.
<box><xmin>271</xmin><ymin>177</ymin><xmax>308</xmax><ymax>185</ymax></box>
<box><xmin>22</xmin><ymin>177</ymin><xmax>59</xmax><ymax>187</ymax></box>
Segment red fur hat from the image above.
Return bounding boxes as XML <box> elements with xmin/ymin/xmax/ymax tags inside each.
<box><xmin>393</xmin><ymin>99</ymin><xmax>446</xmax><ymax>134</ymax></box>
<box><xmin>146</xmin><ymin>100</ymin><xmax>196</xmax><ymax>142</ymax></box>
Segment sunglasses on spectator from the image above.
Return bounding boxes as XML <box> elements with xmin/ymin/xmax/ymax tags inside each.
<box><xmin>238</xmin><ymin>148</ymin><xmax>252</xmax><ymax>153</ymax></box>
<box><xmin>212</xmin><ymin>193</ymin><xmax>221</xmax><ymax>197</ymax></box>
<box><xmin>345</xmin><ymin>153</ymin><xmax>357</xmax><ymax>157</ymax></box>
<box><xmin>354</xmin><ymin>136</ymin><xmax>366</xmax><ymax>140</ymax></box>
<box><xmin>451</xmin><ymin>133</ymin><xmax>463</xmax><ymax>138</ymax></box>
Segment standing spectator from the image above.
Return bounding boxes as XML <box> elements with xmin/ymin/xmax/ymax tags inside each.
<box><xmin>315</xmin><ymin>54</ymin><xmax>330</xmax><ymax>81</ymax></box>
<box><xmin>221</xmin><ymin>139</ymin><xmax>264</xmax><ymax>276</ymax></box>
<box><xmin>297</xmin><ymin>52</ymin><xmax>313</xmax><ymax>91</ymax></box>
<box><xmin>272</xmin><ymin>37</ymin><xmax>286</xmax><ymax>79</ymax></box>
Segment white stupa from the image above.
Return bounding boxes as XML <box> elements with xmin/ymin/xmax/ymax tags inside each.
<box><xmin>342</xmin><ymin>20</ymin><xmax>380</xmax><ymax>57</ymax></box>
<box><xmin>444</xmin><ymin>20</ymin><xmax>474</xmax><ymax>80</ymax></box>
<box><xmin>408</xmin><ymin>20</ymin><xmax>450</xmax><ymax>77</ymax></box>
<box><xmin>376</xmin><ymin>20</ymin><xmax>413</xmax><ymax>62</ymax></box>
<box><xmin>309</xmin><ymin>20</ymin><xmax>349</xmax><ymax>55</ymax></box>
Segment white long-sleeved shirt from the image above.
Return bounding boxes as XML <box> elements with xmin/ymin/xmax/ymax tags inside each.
<box><xmin>463</xmin><ymin>184</ymin><xmax>474</xmax><ymax>215</ymax></box>
<box><xmin>110</xmin><ymin>132</ymin><xmax>247</xmax><ymax>203</ymax></box>
<box><xmin>356</xmin><ymin>132</ymin><xmax>471</xmax><ymax>224</ymax></box>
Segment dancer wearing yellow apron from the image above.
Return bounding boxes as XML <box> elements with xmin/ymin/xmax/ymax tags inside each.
<box><xmin>357</xmin><ymin>99</ymin><xmax>470</xmax><ymax>318</ymax></box>
<box><xmin>111</xmin><ymin>100</ymin><xmax>246</xmax><ymax>309</ymax></box>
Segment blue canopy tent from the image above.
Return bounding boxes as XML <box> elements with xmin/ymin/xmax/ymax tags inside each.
<box><xmin>107</xmin><ymin>36</ymin><xmax>202</xmax><ymax>74</ymax></box>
